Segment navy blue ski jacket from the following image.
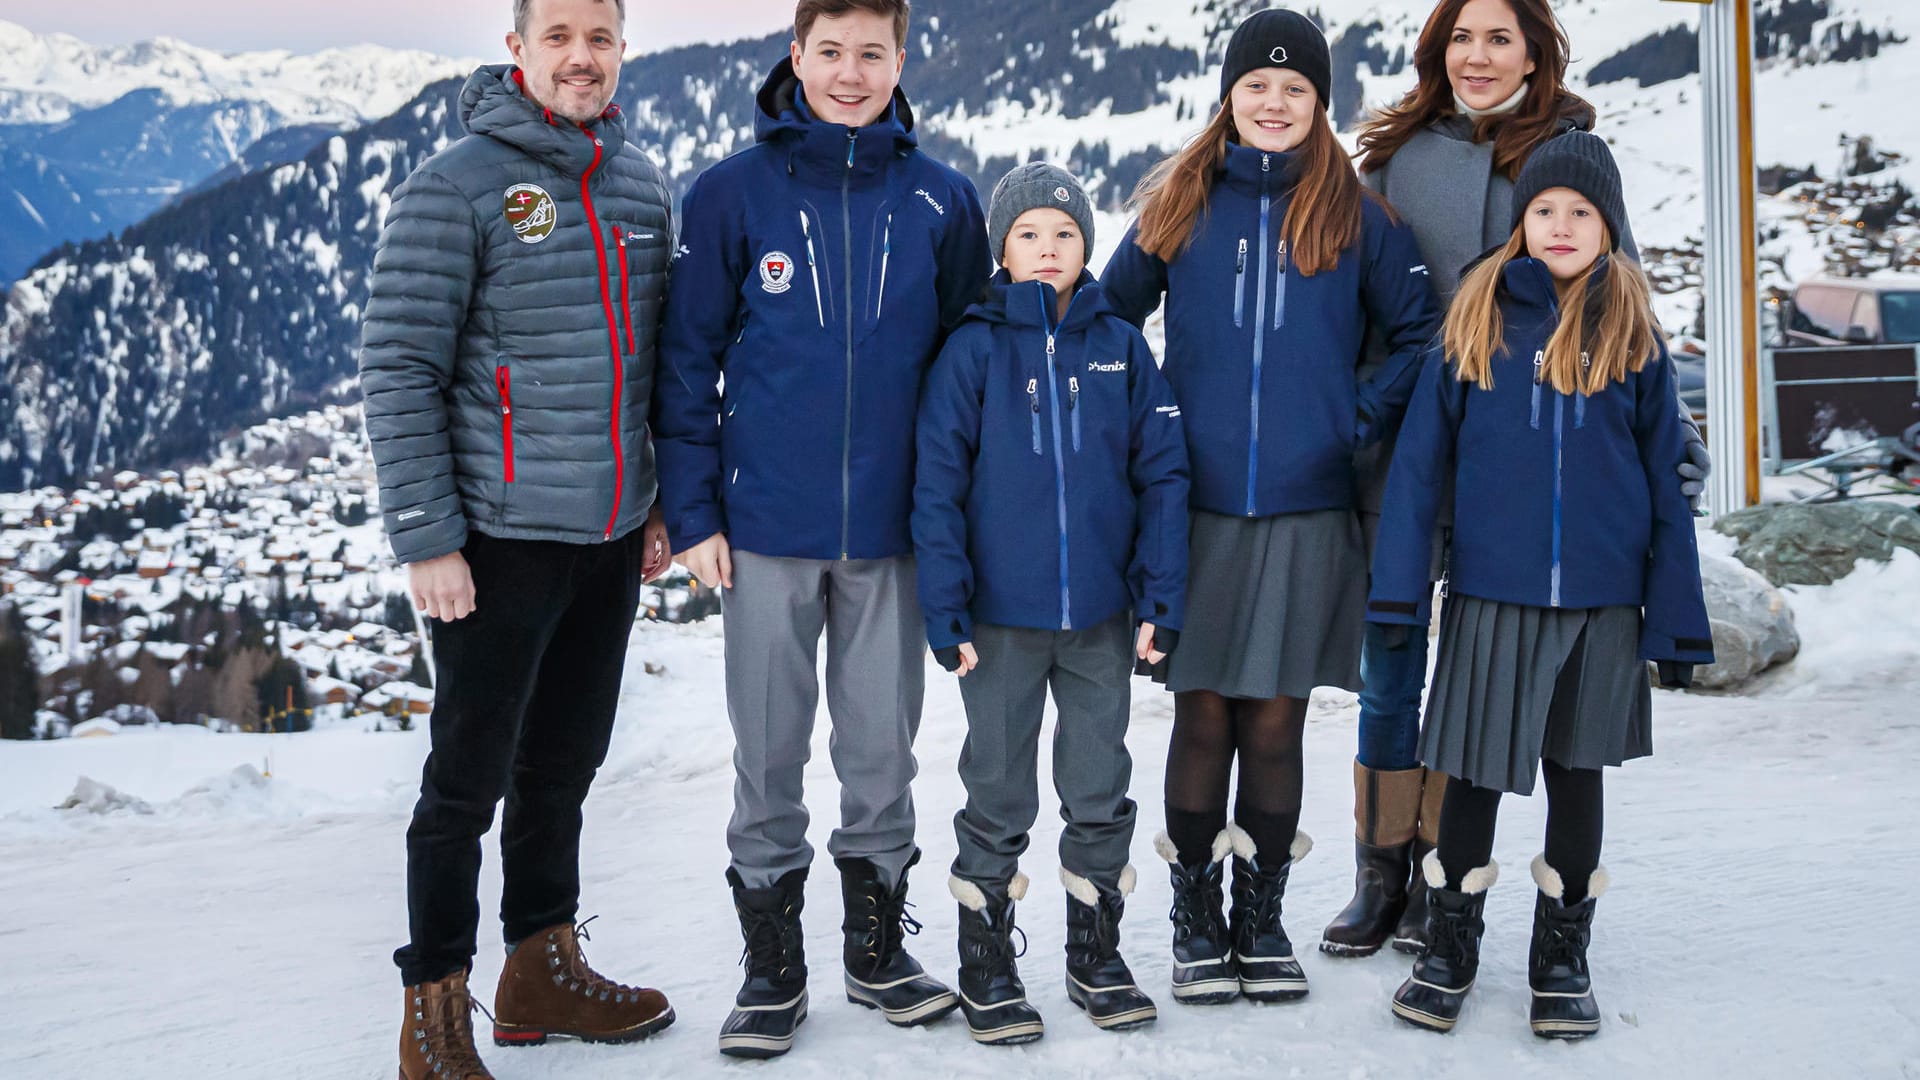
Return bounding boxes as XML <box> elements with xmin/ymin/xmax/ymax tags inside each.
<box><xmin>912</xmin><ymin>271</ymin><xmax>1190</xmax><ymax>650</ymax></box>
<box><xmin>1103</xmin><ymin>143</ymin><xmax>1441</xmax><ymax>519</ymax></box>
<box><xmin>1366</xmin><ymin>256</ymin><xmax>1715</xmax><ymax>665</ymax></box>
<box><xmin>652</xmin><ymin>59</ymin><xmax>991</xmax><ymax>559</ymax></box>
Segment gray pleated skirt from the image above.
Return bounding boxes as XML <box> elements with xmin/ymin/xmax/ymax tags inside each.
<box><xmin>1420</xmin><ymin>594</ymin><xmax>1653</xmax><ymax>796</ymax></box>
<box><xmin>1162</xmin><ymin>508</ymin><xmax>1366</xmax><ymax>700</ymax></box>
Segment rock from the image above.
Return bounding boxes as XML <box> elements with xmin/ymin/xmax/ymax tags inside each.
<box><xmin>1715</xmin><ymin>502</ymin><xmax>1920</xmax><ymax>587</ymax></box>
<box><xmin>1693</xmin><ymin>551</ymin><xmax>1800</xmax><ymax>690</ymax></box>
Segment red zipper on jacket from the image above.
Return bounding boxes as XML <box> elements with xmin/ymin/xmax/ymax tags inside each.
<box><xmin>575</xmin><ymin>123</ymin><xmax>625</xmax><ymax>541</ymax></box>
<box><xmin>616</xmin><ymin>228</ymin><xmax>636</xmax><ymax>356</ymax></box>
<box><xmin>496</xmin><ymin>365</ymin><xmax>515</xmax><ymax>483</ymax></box>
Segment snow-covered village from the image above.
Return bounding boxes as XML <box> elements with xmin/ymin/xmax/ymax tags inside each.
<box><xmin>2</xmin><ymin>1</ymin><xmax>1919</xmax><ymax>1078</ymax></box>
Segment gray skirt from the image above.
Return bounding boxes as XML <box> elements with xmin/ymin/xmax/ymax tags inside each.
<box><xmin>1420</xmin><ymin>594</ymin><xmax>1653</xmax><ymax>796</ymax></box>
<box><xmin>1163</xmin><ymin>508</ymin><xmax>1366</xmax><ymax>700</ymax></box>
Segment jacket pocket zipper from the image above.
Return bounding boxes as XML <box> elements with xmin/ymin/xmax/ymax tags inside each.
<box><xmin>800</xmin><ymin>211</ymin><xmax>825</xmax><ymax>328</ymax></box>
<box><xmin>1028</xmin><ymin>378</ymin><xmax>1042</xmax><ymax>454</ymax></box>
<box><xmin>1273</xmin><ymin>240</ymin><xmax>1288</xmax><ymax>330</ymax></box>
<box><xmin>615</xmin><ymin>226</ymin><xmax>637</xmax><ymax>357</ymax></box>
<box><xmin>1530</xmin><ymin>350</ymin><xmax>1545</xmax><ymax>430</ymax></box>
<box><xmin>874</xmin><ymin>213</ymin><xmax>892</xmax><ymax>321</ymax></box>
<box><xmin>495</xmin><ymin>365</ymin><xmax>515</xmax><ymax>484</ymax></box>
<box><xmin>1234</xmin><ymin>238</ymin><xmax>1248</xmax><ymax>328</ymax></box>
<box><xmin>1068</xmin><ymin>376</ymin><xmax>1081</xmax><ymax>452</ymax></box>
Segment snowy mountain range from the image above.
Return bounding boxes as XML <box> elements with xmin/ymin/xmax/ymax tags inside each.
<box><xmin>0</xmin><ymin>20</ymin><xmax>472</xmax><ymax>281</ymax></box>
<box><xmin>0</xmin><ymin>0</ymin><xmax>1914</xmax><ymax>491</ymax></box>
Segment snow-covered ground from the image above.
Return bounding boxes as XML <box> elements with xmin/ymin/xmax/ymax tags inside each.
<box><xmin>3</xmin><ymin>532</ymin><xmax>1918</xmax><ymax>1078</ymax></box>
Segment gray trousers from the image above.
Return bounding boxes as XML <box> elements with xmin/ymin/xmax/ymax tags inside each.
<box><xmin>723</xmin><ymin>550</ymin><xmax>925</xmax><ymax>889</ymax></box>
<box><xmin>952</xmin><ymin>616</ymin><xmax>1138</xmax><ymax>894</ymax></box>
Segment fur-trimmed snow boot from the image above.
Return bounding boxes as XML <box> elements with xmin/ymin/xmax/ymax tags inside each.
<box><xmin>1155</xmin><ymin>830</ymin><xmax>1238</xmax><ymax>1004</ymax></box>
<box><xmin>1061</xmin><ymin>867</ymin><xmax>1158</xmax><ymax>1030</ymax></box>
<box><xmin>1227</xmin><ymin>825</ymin><xmax>1312</xmax><ymax>1002</ymax></box>
<box><xmin>1528</xmin><ymin>854</ymin><xmax>1606</xmax><ymax>1039</ymax></box>
<box><xmin>953</xmin><ymin>873</ymin><xmax>1045</xmax><ymax>1046</ymax></box>
<box><xmin>1391</xmin><ymin>850</ymin><xmax>1497</xmax><ymax>1033</ymax></box>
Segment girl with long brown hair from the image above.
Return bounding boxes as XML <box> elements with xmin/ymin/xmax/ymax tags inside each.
<box><xmin>1367</xmin><ymin>133</ymin><xmax>1711</xmax><ymax>1038</ymax></box>
<box><xmin>1103</xmin><ymin>9</ymin><xmax>1441</xmax><ymax>1008</ymax></box>
<box><xmin>1325</xmin><ymin>0</ymin><xmax>1707</xmax><ymax>962</ymax></box>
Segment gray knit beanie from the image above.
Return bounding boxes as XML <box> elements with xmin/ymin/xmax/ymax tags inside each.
<box><xmin>988</xmin><ymin>161</ymin><xmax>1096</xmax><ymax>262</ymax></box>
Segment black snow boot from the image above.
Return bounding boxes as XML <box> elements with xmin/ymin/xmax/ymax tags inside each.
<box><xmin>1528</xmin><ymin>855</ymin><xmax>1605</xmax><ymax>1039</ymax></box>
<box><xmin>1061</xmin><ymin>868</ymin><xmax>1158</xmax><ymax>1030</ymax></box>
<box><xmin>1228</xmin><ymin>825</ymin><xmax>1311</xmax><ymax>1002</ymax></box>
<box><xmin>1155</xmin><ymin>830</ymin><xmax>1238</xmax><ymax>1005</ymax></box>
<box><xmin>1391</xmin><ymin>851</ymin><xmax>1497</xmax><ymax>1033</ymax></box>
<box><xmin>718</xmin><ymin>866</ymin><xmax>809</xmax><ymax>1059</ymax></box>
<box><xmin>836</xmin><ymin>850</ymin><xmax>958</xmax><ymax>1027</ymax></box>
<box><xmin>952</xmin><ymin>873</ymin><xmax>1044</xmax><ymax>1046</ymax></box>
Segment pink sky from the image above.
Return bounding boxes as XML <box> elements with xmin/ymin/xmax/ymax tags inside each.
<box><xmin>0</xmin><ymin>0</ymin><xmax>795</xmax><ymax>59</ymax></box>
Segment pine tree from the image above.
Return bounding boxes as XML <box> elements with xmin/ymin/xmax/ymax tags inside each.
<box><xmin>0</xmin><ymin>606</ymin><xmax>38</xmax><ymax>740</ymax></box>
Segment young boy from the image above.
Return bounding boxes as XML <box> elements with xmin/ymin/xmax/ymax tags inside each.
<box><xmin>651</xmin><ymin>0</ymin><xmax>990</xmax><ymax>1060</ymax></box>
<box><xmin>912</xmin><ymin>161</ymin><xmax>1190</xmax><ymax>1045</ymax></box>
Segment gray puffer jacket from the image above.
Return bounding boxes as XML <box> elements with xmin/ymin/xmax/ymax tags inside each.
<box><xmin>360</xmin><ymin>65</ymin><xmax>674</xmax><ymax>564</ymax></box>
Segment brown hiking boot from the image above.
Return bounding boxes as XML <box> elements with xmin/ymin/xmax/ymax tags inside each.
<box><xmin>492</xmin><ymin>918</ymin><xmax>675</xmax><ymax>1046</ymax></box>
<box><xmin>398</xmin><ymin>970</ymin><xmax>494</xmax><ymax>1080</ymax></box>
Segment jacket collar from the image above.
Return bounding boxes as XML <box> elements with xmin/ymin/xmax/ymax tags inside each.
<box><xmin>459</xmin><ymin>65</ymin><xmax>627</xmax><ymax>178</ymax></box>
<box><xmin>966</xmin><ymin>268</ymin><xmax>1107</xmax><ymax>334</ymax></box>
<box><xmin>753</xmin><ymin>57</ymin><xmax>918</xmax><ymax>183</ymax></box>
<box><xmin>1215</xmin><ymin>141</ymin><xmax>1304</xmax><ymax>196</ymax></box>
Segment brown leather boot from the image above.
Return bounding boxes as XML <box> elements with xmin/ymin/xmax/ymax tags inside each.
<box><xmin>398</xmin><ymin>970</ymin><xmax>494</xmax><ymax>1080</ymax></box>
<box><xmin>1321</xmin><ymin>761</ymin><xmax>1423</xmax><ymax>956</ymax></box>
<box><xmin>492</xmin><ymin>919</ymin><xmax>675</xmax><ymax>1046</ymax></box>
<box><xmin>1392</xmin><ymin>772</ymin><xmax>1451</xmax><ymax>954</ymax></box>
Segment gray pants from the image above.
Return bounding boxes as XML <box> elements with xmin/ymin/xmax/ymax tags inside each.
<box><xmin>952</xmin><ymin>616</ymin><xmax>1138</xmax><ymax>893</ymax></box>
<box><xmin>723</xmin><ymin>550</ymin><xmax>925</xmax><ymax>889</ymax></box>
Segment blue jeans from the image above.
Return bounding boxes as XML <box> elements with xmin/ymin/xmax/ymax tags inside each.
<box><xmin>1356</xmin><ymin>621</ymin><xmax>1430</xmax><ymax>771</ymax></box>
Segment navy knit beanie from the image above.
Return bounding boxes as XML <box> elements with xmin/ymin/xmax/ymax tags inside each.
<box><xmin>1511</xmin><ymin>131</ymin><xmax>1628</xmax><ymax>251</ymax></box>
<box><xmin>1220</xmin><ymin>9</ymin><xmax>1332</xmax><ymax>107</ymax></box>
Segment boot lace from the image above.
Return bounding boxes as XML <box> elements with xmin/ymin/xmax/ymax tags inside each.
<box><xmin>1168</xmin><ymin>864</ymin><xmax>1226</xmax><ymax>943</ymax></box>
<box><xmin>1535</xmin><ymin>908</ymin><xmax>1590</xmax><ymax>969</ymax></box>
<box><xmin>412</xmin><ymin>979</ymin><xmax>489</xmax><ymax>1078</ymax></box>
<box><xmin>858</xmin><ymin>884</ymin><xmax>925</xmax><ymax>971</ymax></box>
<box><xmin>739</xmin><ymin>902</ymin><xmax>805</xmax><ymax>980</ymax></box>
<box><xmin>966</xmin><ymin>905</ymin><xmax>1028</xmax><ymax>972</ymax></box>
<box><xmin>1432</xmin><ymin>905</ymin><xmax>1486</xmax><ymax>967</ymax></box>
<box><xmin>550</xmin><ymin>916</ymin><xmax>649</xmax><ymax>1003</ymax></box>
<box><xmin>1236</xmin><ymin>864</ymin><xmax>1289</xmax><ymax>939</ymax></box>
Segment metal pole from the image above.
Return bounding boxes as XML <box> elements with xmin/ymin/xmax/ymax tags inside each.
<box><xmin>1699</xmin><ymin>0</ymin><xmax>1761</xmax><ymax>518</ymax></box>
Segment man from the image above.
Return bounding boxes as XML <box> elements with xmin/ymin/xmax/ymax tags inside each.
<box><xmin>652</xmin><ymin>0</ymin><xmax>990</xmax><ymax>1060</ymax></box>
<box><xmin>360</xmin><ymin>2</ymin><xmax>675</xmax><ymax>1077</ymax></box>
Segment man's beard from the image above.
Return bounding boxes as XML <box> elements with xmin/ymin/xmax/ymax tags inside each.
<box><xmin>546</xmin><ymin>69</ymin><xmax>612</xmax><ymax>123</ymax></box>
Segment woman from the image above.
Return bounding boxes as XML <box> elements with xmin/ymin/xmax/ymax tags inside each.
<box><xmin>1104</xmin><ymin>9</ymin><xmax>1440</xmax><ymax>1007</ymax></box>
<box><xmin>1322</xmin><ymin>0</ymin><xmax>1707</xmax><ymax>960</ymax></box>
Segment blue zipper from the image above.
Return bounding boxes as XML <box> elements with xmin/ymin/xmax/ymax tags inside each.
<box><xmin>1530</xmin><ymin>351</ymin><xmax>1545</xmax><ymax>429</ymax></box>
<box><xmin>1068</xmin><ymin>376</ymin><xmax>1081</xmax><ymax>452</ymax></box>
<box><xmin>1247</xmin><ymin>154</ymin><xmax>1272</xmax><ymax>517</ymax></box>
<box><xmin>1234</xmin><ymin>238</ymin><xmax>1247</xmax><ymax>327</ymax></box>
<box><xmin>1044</xmin><ymin>284</ymin><xmax>1090</xmax><ymax>630</ymax></box>
<box><xmin>1551</xmin><ymin>392</ymin><xmax>1565</xmax><ymax>607</ymax></box>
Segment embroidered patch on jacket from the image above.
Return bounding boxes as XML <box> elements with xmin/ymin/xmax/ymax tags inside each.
<box><xmin>504</xmin><ymin>183</ymin><xmax>558</xmax><ymax>244</ymax></box>
<box><xmin>759</xmin><ymin>252</ymin><xmax>795</xmax><ymax>294</ymax></box>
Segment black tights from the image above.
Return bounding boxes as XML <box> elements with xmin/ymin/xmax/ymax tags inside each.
<box><xmin>1163</xmin><ymin>690</ymin><xmax>1308</xmax><ymax>866</ymax></box>
<box><xmin>1436</xmin><ymin>762</ymin><xmax>1605</xmax><ymax>903</ymax></box>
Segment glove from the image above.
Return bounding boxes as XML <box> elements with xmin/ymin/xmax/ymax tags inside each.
<box><xmin>934</xmin><ymin>645</ymin><xmax>965</xmax><ymax>673</ymax></box>
<box><xmin>1655</xmin><ymin>660</ymin><xmax>1694</xmax><ymax>689</ymax></box>
<box><xmin>1677</xmin><ymin>410</ymin><xmax>1711</xmax><ymax>513</ymax></box>
<box><xmin>1133</xmin><ymin>625</ymin><xmax>1180</xmax><ymax>678</ymax></box>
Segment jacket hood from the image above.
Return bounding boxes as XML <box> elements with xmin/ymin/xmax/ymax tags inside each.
<box><xmin>459</xmin><ymin>64</ymin><xmax>629</xmax><ymax>177</ymax></box>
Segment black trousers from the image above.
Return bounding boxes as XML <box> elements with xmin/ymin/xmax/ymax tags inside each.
<box><xmin>394</xmin><ymin>528</ymin><xmax>645</xmax><ymax>986</ymax></box>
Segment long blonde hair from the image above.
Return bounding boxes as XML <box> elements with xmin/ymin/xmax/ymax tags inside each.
<box><xmin>1445</xmin><ymin>224</ymin><xmax>1662</xmax><ymax>394</ymax></box>
<box><xmin>1128</xmin><ymin>99</ymin><xmax>1367</xmax><ymax>276</ymax></box>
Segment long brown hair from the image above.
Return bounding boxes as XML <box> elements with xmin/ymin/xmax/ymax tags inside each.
<box><xmin>1445</xmin><ymin>224</ymin><xmax>1662</xmax><ymax>395</ymax></box>
<box><xmin>1356</xmin><ymin>0</ymin><xmax>1590</xmax><ymax>181</ymax></box>
<box><xmin>1129</xmin><ymin>98</ymin><xmax>1365</xmax><ymax>276</ymax></box>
